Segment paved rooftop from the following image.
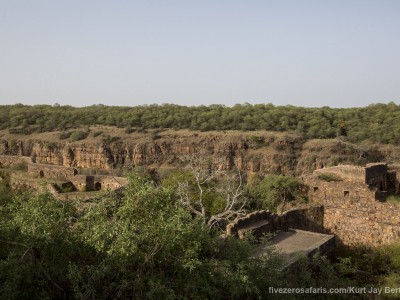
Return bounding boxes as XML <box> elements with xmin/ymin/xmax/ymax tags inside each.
<box><xmin>253</xmin><ymin>229</ymin><xmax>335</xmax><ymax>268</ymax></box>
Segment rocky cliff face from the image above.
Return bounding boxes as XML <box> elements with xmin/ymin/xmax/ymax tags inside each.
<box><xmin>0</xmin><ymin>129</ymin><xmax>392</xmax><ymax>175</ymax></box>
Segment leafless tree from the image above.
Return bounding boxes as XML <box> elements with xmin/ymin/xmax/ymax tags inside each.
<box><xmin>176</xmin><ymin>153</ymin><xmax>247</xmax><ymax>229</ymax></box>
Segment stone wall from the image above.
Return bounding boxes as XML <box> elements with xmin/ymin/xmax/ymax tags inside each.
<box><xmin>226</xmin><ymin>206</ymin><xmax>324</xmax><ymax>238</ymax></box>
<box><xmin>306</xmin><ymin>167</ymin><xmax>400</xmax><ymax>246</ymax></box>
<box><xmin>280</xmin><ymin>206</ymin><xmax>325</xmax><ymax>233</ymax></box>
<box><xmin>10</xmin><ymin>175</ymin><xmax>41</xmax><ymax>192</ymax></box>
<box><xmin>28</xmin><ymin>163</ymin><xmax>78</xmax><ymax>180</ymax></box>
<box><xmin>72</xmin><ymin>175</ymin><xmax>127</xmax><ymax>191</ymax></box>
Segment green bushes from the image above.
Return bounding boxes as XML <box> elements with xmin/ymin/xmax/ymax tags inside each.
<box><xmin>43</xmin><ymin>141</ymin><xmax>56</xmax><ymax>151</ymax></box>
<box><xmin>69</xmin><ymin>130</ymin><xmax>88</xmax><ymax>142</ymax></box>
<box><xmin>248</xmin><ymin>175</ymin><xmax>301</xmax><ymax>212</ymax></box>
<box><xmin>317</xmin><ymin>173</ymin><xmax>341</xmax><ymax>182</ymax></box>
<box><xmin>11</xmin><ymin>161</ymin><xmax>28</xmax><ymax>172</ymax></box>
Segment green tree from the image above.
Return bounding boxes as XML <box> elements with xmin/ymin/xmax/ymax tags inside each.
<box><xmin>249</xmin><ymin>175</ymin><xmax>301</xmax><ymax>211</ymax></box>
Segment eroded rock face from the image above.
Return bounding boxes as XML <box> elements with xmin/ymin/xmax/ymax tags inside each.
<box><xmin>0</xmin><ymin>131</ymin><xmax>390</xmax><ymax>175</ymax></box>
<box><xmin>0</xmin><ymin>133</ymin><xmax>301</xmax><ymax>174</ymax></box>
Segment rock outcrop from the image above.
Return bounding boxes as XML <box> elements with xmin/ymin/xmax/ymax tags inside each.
<box><xmin>0</xmin><ymin>130</ymin><xmax>391</xmax><ymax>175</ymax></box>
<box><xmin>0</xmin><ymin>132</ymin><xmax>302</xmax><ymax>174</ymax></box>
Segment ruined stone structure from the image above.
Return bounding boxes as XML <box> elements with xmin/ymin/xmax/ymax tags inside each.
<box><xmin>226</xmin><ymin>206</ymin><xmax>335</xmax><ymax>267</ymax></box>
<box><xmin>226</xmin><ymin>206</ymin><xmax>325</xmax><ymax>239</ymax></box>
<box><xmin>306</xmin><ymin>163</ymin><xmax>400</xmax><ymax>246</ymax></box>
<box><xmin>1</xmin><ymin>154</ymin><xmax>127</xmax><ymax>199</ymax></box>
<box><xmin>227</xmin><ymin>163</ymin><xmax>400</xmax><ymax>249</ymax></box>
<box><xmin>28</xmin><ymin>162</ymin><xmax>78</xmax><ymax>180</ymax></box>
<box><xmin>70</xmin><ymin>175</ymin><xmax>127</xmax><ymax>192</ymax></box>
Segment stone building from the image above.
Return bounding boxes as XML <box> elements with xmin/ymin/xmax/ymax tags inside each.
<box><xmin>305</xmin><ymin>163</ymin><xmax>400</xmax><ymax>246</ymax></box>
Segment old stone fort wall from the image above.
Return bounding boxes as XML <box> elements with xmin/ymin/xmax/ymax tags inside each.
<box><xmin>306</xmin><ymin>163</ymin><xmax>400</xmax><ymax>246</ymax></box>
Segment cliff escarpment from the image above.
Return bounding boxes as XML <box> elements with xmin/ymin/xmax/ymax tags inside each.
<box><xmin>0</xmin><ymin>128</ymin><xmax>392</xmax><ymax>175</ymax></box>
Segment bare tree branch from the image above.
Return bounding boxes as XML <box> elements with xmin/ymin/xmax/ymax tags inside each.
<box><xmin>176</xmin><ymin>154</ymin><xmax>247</xmax><ymax>228</ymax></box>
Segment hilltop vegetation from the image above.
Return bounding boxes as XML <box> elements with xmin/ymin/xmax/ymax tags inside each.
<box><xmin>2</xmin><ymin>102</ymin><xmax>400</xmax><ymax>144</ymax></box>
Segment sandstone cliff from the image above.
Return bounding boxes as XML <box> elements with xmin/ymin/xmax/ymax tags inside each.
<box><xmin>0</xmin><ymin>128</ymin><xmax>392</xmax><ymax>175</ymax></box>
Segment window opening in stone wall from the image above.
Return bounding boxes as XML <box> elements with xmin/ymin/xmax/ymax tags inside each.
<box><xmin>344</xmin><ymin>191</ymin><xmax>350</xmax><ymax>197</ymax></box>
<box><xmin>39</xmin><ymin>170</ymin><xmax>44</xmax><ymax>178</ymax></box>
<box><xmin>313</xmin><ymin>187</ymin><xmax>319</xmax><ymax>192</ymax></box>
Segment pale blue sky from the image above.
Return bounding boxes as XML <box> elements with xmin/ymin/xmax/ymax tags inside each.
<box><xmin>0</xmin><ymin>0</ymin><xmax>399</xmax><ymax>108</ymax></box>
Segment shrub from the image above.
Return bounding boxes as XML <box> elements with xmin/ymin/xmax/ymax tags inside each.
<box><xmin>125</xmin><ymin>125</ymin><xmax>134</xmax><ymax>134</ymax></box>
<box><xmin>317</xmin><ymin>173</ymin><xmax>341</xmax><ymax>182</ymax></box>
<box><xmin>386</xmin><ymin>195</ymin><xmax>400</xmax><ymax>204</ymax></box>
<box><xmin>69</xmin><ymin>130</ymin><xmax>88</xmax><ymax>142</ymax></box>
<box><xmin>11</xmin><ymin>161</ymin><xmax>28</xmax><ymax>171</ymax></box>
<box><xmin>43</xmin><ymin>142</ymin><xmax>56</xmax><ymax>151</ymax></box>
<box><xmin>248</xmin><ymin>135</ymin><xmax>264</xmax><ymax>148</ymax></box>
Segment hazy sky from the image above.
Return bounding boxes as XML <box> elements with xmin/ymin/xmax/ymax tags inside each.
<box><xmin>1</xmin><ymin>0</ymin><xmax>399</xmax><ymax>108</ymax></box>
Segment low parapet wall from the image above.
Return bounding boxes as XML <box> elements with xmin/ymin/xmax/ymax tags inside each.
<box><xmin>226</xmin><ymin>206</ymin><xmax>324</xmax><ymax>238</ymax></box>
<box><xmin>280</xmin><ymin>206</ymin><xmax>325</xmax><ymax>232</ymax></box>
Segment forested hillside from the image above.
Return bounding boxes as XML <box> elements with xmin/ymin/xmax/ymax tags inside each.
<box><xmin>1</xmin><ymin>102</ymin><xmax>400</xmax><ymax>144</ymax></box>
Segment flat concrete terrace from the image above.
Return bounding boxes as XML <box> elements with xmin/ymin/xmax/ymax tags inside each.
<box><xmin>253</xmin><ymin>229</ymin><xmax>335</xmax><ymax>268</ymax></box>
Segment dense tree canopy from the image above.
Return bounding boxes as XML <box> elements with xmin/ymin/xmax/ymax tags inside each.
<box><xmin>2</xmin><ymin>102</ymin><xmax>400</xmax><ymax>144</ymax></box>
